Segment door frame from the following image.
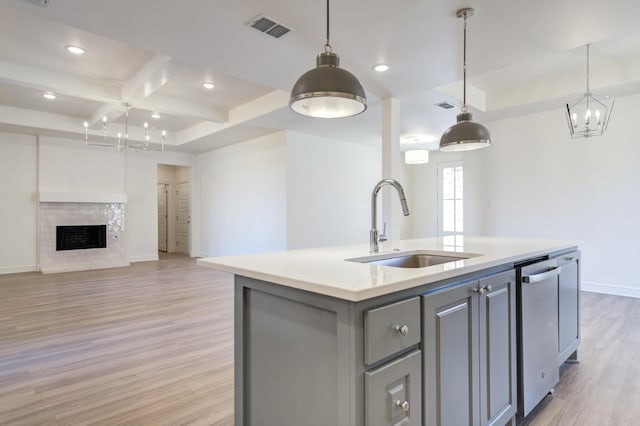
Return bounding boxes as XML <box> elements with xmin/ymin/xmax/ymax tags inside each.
<box><xmin>175</xmin><ymin>180</ymin><xmax>191</xmax><ymax>255</ymax></box>
<box><xmin>157</xmin><ymin>183</ymin><xmax>169</xmax><ymax>252</ymax></box>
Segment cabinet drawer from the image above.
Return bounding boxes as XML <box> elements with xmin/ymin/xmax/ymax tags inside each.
<box><xmin>364</xmin><ymin>297</ymin><xmax>420</xmax><ymax>365</ymax></box>
<box><xmin>365</xmin><ymin>349</ymin><xmax>422</xmax><ymax>426</ymax></box>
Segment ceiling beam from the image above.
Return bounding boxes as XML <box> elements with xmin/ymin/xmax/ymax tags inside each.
<box><xmin>121</xmin><ymin>54</ymin><xmax>179</xmax><ymax>101</ymax></box>
<box><xmin>0</xmin><ymin>104</ymin><xmax>175</xmax><ymax>145</ymax></box>
<box><xmin>0</xmin><ymin>58</ymin><xmax>119</xmax><ymax>102</ymax></box>
<box><xmin>87</xmin><ymin>103</ymin><xmax>125</xmax><ymax>128</ymax></box>
<box><xmin>120</xmin><ymin>54</ymin><xmax>227</xmax><ymax>122</ymax></box>
<box><xmin>135</xmin><ymin>93</ymin><xmax>228</xmax><ymax>123</ymax></box>
<box><xmin>0</xmin><ymin>104</ymin><xmax>84</xmax><ymax>134</ymax></box>
<box><xmin>0</xmin><ymin>56</ymin><xmax>227</xmax><ymax>128</ymax></box>
<box><xmin>81</xmin><ymin>54</ymin><xmax>227</xmax><ymax>125</ymax></box>
<box><xmin>175</xmin><ymin>90</ymin><xmax>289</xmax><ymax>144</ymax></box>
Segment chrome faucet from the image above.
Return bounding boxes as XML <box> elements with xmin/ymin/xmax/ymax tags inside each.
<box><xmin>370</xmin><ymin>178</ymin><xmax>410</xmax><ymax>253</ymax></box>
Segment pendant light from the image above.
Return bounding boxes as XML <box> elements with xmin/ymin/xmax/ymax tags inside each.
<box><xmin>402</xmin><ymin>135</ymin><xmax>430</xmax><ymax>164</ymax></box>
<box><xmin>439</xmin><ymin>8</ymin><xmax>492</xmax><ymax>152</ymax></box>
<box><xmin>565</xmin><ymin>44</ymin><xmax>615</xmax><ymax>138</ymax></box>
<box><xmin>405</xmin><ymin>149</ymin><xmax>430</xmax><ymax>164</ymax></box>
<box><xmin>289</xmin><ymin>0</ymin><xmax>367</xmax><ymax>118</ymax></box>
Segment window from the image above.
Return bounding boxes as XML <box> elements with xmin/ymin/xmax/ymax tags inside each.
<box><xmin>437</xmin><ymin>161</ymin><xmax>463</xmax><ymax>240</ymax></box>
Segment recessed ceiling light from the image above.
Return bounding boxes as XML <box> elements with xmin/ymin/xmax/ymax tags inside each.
<box><xmin>42</xmin><ymin>92</ymin><xmax>56</xmax><ymax>100</ymax></box>
<box><xmin>202</xmin><ymin>82</ymin><xmax>215</xmax><ymax>90</ymax></box>
<box><xmin>65</xmin><ymin>45</ymin><xmax>85</xmax><ymax>55</ymax></box>
<box><xmin>373</xmin><ymin>63</ymin><xmax>390</xmax><ymax>72</ymax></box>
<box><xmin>151</xmin><ymin>112</ymin><xmax>161</xmax><ymax>119</ymax></box>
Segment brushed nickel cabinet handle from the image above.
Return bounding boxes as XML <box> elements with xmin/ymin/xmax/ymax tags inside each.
<box><xmin>396</xmin><ymin>400</ymin><xmax>410</xmax><ymax>413</ymax></box>
<box><xmin>522</xmin><ymin>266</ymin><xmax>561</xmax><ymax>284</ymax></box>
<box><xmin>472</xmin><ymin>286</ymin><xmax>485</xmax><ymax>295</ymax></box>
<box><xmin>395</xmin><ymin>325</ymin><xmax>409</xmax><ymax>336</ymax></box>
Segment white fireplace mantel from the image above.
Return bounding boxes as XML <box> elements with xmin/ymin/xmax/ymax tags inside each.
<box><xmin>39</xmin><ymin>192</ymin><xmax>127</xmax><ymax>204</ymax></box>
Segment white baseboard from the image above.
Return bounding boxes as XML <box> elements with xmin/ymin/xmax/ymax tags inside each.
<box><xmin>582</xmin><ymin>281</ymin><xmax>640</xmax><ymax>299</ymax></box>
<box><xmin>127</xmin><ymin>255</ymin><xmax>160</xmax><ymax>263</ymax></box>
<box><xmin>0</xmin><ymin>264</ymin><xmax>37</xmax><ymax>274</ymax></box>
<box><xmin>40</xmin><ymin>261</ymin><xmax>130</xmax><ymax>274</ymax></box>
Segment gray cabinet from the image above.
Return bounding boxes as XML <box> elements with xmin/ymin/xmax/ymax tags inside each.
<box><xmin>423</xmin><ymin>279</ymin><xmax>480</xmax><ymax>426</ymax></box>
<box><xmin>478</xmin><ymin>271</ymin><xmax>517</xmax><ymax>426</ymax></box>
<box><xmin>423</xmin><ymin>270</ymin><xmax>517</xmax><ymax>426</ymax></box>
<box><xmin>364</xmin><ymin>297</ymin><xmax>422</xmax><ymax>425</ymax></box>
<box><xmin>365</xmin><ymin>350</ymin><xmax>422</xmax><ymax>426</ymax></box>
<box><xmin>557</xmin><ymin>251</ymin><xmax>580</xmax><ymax>365</ymax></box>
<box><xmin>233</xmin><ymin>258</ymin><xmax>575</xmax><ymax>426</ymax></box>
<box><xmin>364</xmin><ymin>297</ymin><xmax>421</xmax><ymax>365</ymax></box>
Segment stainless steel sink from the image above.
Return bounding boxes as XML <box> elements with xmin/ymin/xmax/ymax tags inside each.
<box><xmin>347</xmin><ymin>251</ymin><xmax>480</xmax><ymax>268</ymax></box>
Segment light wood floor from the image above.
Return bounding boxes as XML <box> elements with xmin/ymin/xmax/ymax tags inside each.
<box><xmin>0</xmin><ymin>254</ymin><xmax>234</xmax><ymax>426</ymax></box>
<box><xmin>521</xmin><ymin>290</ymin><xmax>640</xmax><ymax>426</ymax></box>
<box><xmin>1</xmin><ymin>255</ymin><xmax>640</xmax><ymax>425</ymax></box>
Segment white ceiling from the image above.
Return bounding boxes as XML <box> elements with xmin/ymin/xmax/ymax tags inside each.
<box><xmin>1</xmin><ymin>0</ymin><xmax>639</xmax><ymax>153</ymax></box>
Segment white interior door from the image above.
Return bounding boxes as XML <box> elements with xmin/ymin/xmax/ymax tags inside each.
<box><xmin>157</xmin><ymin>183</ymin><xmax>168</xmax><ymax>252</ymax></box>
<box><xmin>176</xmin><ymin>182</ymin><xmax>191</xmax><ymax>255</ymax></box>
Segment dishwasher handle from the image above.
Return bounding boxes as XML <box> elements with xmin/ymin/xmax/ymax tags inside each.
<box><xmin>522</xmin><ymin>266</ymin><xmax>561</xmax><ymax>284</ymax></box>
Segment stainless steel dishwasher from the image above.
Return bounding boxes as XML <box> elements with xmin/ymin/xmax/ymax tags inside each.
<box><xmin>516</xmin><ymin>257</ymin><xmax>561</xmax><ymax>418</ymax></box>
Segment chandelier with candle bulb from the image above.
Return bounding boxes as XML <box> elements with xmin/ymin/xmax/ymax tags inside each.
<box><xmin>565</xmin><ymin>44</ymin><xmax>615</xmax><ymax>138</ymax></box>
<box><xmin>83</xmin><ymin>103</ymin><xmax>166</xmax><ymax>152</ymax></box>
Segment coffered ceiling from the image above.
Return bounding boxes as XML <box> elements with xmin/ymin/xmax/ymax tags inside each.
<box><xmin>1</xmin><ymin>0</ymin><xmax>639</xmax><ymax>152</ymax></box>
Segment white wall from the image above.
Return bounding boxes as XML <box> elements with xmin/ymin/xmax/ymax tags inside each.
<box><xmin>0</xmin><ymin>132</ymin><xmax>37</xmax><ymax>273</ymax></box>
<box><xmin>125</xmin><ymin>152</ymin><xmax>197</xmax><ymax>262</ymax></box>
<box><xmin>198</xmin><ymin>132</ymin><xmax>287</xmax><ymax>257</ymax></box>
<box><xmin>39</xmin><ymin>136</ymin><xmax>197</xmax><ymax>263</ymax></box>
<box><xmin>5</xmin><ymin>90</ymin><xmax>638</xmax><ymax>300</ymax></box>
<box><xmin>39</xmin><ymin>136</ymin><xmax>125</xmax><ymax>193</ymax></box>
<box><xmin>286</xmin><ymin>132</ymin><xmax>381</xmax><ymax>249</ymax></box>
<box><xmin>482</xmin><ymin>92</ymin><xmax>640</xmax><ymax>296</ymax></box>
<box><xmin>0</xmin><ymin>133</ymin><xmax>197</xmax><ymax>274</ymax></box>
<box><xmin>410</xmin><ymin>150</ymin><xmax>486</xmax><ymax>238</ymax></box>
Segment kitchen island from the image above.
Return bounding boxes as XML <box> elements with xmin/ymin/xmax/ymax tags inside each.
<box><xmin>198</xmin><ymin>236</ymin><xmax>580</xmax><ymax>426</ymax></box>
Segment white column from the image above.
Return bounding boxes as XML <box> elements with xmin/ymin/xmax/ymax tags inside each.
<box><xmin>380</xmin><ymin>98</ymin><xmax>412</xmax><ymax>242</ymax></box>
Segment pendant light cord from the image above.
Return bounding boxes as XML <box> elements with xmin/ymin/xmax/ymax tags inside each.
<box><xmin>324</xmin><ymin>0</ymin><xmax>332</xmax><ymax>52</ymax></box>
<box><xmin>586</xmin><ymin>43</ymin><xmax>590</xmax><ymax>95</ymax></box>
<box><xmin>462</xmin><ymin>12</ymin><xmax>468</xmax><ymax>113</ymax></box>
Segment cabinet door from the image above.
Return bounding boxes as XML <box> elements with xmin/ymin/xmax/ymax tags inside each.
<box><xmin>423</xmin><ymin>281</ymin><xmax>480</xmax><ymax>426</ymax></box>
<box><xmin>478</xmin><ymin>270</ymin><xmax>517</xmax><ymax>426</ymax></box>
<box><xmin>557</xmin><ymin>251</ymin><xmax>580</xmax><ymax>365</ymax></box>
<box><xmin>365</xmin><ymin>350</ymin><xmax>422</xmax><ymax>426</ymax></box>
<box><xmin>364</xmin><ymin>297</ymin><xmax>421</xmax><ymax>365</ymax></box>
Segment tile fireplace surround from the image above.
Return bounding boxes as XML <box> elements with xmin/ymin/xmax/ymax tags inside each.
<box><xmin>39</xmin><ymin>200</ymin><xmax>129</xmax><ymax>274</ymax></box>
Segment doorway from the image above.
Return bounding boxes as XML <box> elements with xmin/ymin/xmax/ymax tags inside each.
<box><xmin>157</xmin><ymin>165</ymin><xmax>192</xmax><ymax>255</ymax></box>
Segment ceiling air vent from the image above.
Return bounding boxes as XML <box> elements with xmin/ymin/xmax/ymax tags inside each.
<box><xmin>21</xmin><ymin>0</ymin><xmax>49</xmax><ymax>7</ymax></box>
<box><xmin>248</xmin><ymin>15</ymin><xmax>294</xmax><ymax>39</ymax></box>
<box><xmin>435</xmin><ymin>102</ymin><xmax>455</xmax><ymax>110</ymax></box>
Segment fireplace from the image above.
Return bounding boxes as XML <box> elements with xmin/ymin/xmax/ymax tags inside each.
<box><xmin>39</xmin><ymin>201</ymin><xmax>128</xmax><ymax>274</ymax></box>
<box><xmin>56</xmin><ymin>225</ymin><xmax>107</xmax><ymax>251</ymax></box>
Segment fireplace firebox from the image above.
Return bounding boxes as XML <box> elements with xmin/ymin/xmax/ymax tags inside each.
<box><xmin>56</xmin><ymin>225</ymin><xmax>107</xmax><ymax>251</ymax></box>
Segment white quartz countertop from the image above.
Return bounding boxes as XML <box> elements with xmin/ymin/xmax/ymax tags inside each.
<box><xmin>197</xmin><ymin>236</ymin><xmax>578</xmax><ymax>302</ymax></box>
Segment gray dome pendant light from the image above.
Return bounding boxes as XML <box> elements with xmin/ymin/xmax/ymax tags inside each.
<box><xmin>289</xmin><ymin>0</ymin><xmax>367</xmax><ymax>118</ymax></box>
<box><xmin>439</xmin><ymin>8</ymin><xmax>492</xmax><ymax>152</ymax></box>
